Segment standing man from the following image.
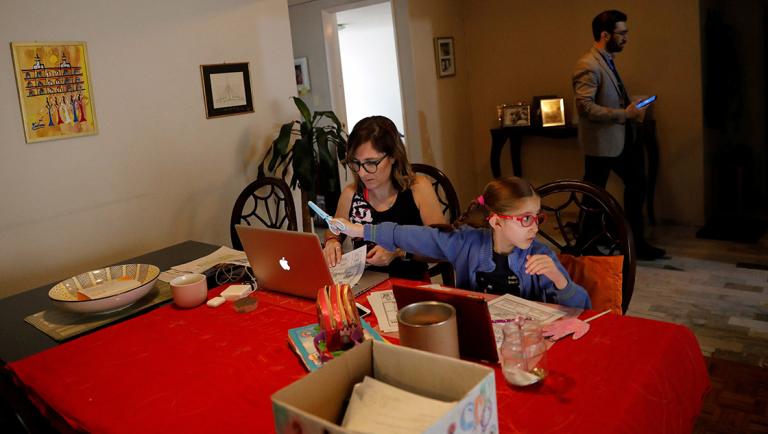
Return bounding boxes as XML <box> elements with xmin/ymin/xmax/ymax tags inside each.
<box><xmin>572</xmin><ymin>10</ymin><xmax>665</xmax><ymax>260</ymax></box>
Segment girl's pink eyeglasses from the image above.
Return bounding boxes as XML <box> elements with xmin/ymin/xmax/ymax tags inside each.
<box><xmin>490</xmin><ymin>212</ymin><xmax>546</xmax><ymax>228</ymax></box>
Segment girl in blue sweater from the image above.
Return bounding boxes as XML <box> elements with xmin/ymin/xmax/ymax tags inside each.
<box><xmin>334</xmin><ymin>176</ymin><xmax>591</xmax><ymax>309</ymax></box>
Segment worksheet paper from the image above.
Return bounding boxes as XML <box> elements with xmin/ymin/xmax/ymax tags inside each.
<box><xmin>488</xmin><ymin>294</ymin><xmax>567</xmax><ymax>348</ymax></box>
<box><xmin>342</xmin><ymin>376</ymin><xmax>455</xmax><ymax>434</ymax></box>
<box><xmin>329</xmin><ymin>246</ymin><xmax>367</xmax><ymax>287</ymax></box>
<box><xmin>367</xmin><ymin>290</ymin><xmax>399</xmax><ymax>333</ymax></box>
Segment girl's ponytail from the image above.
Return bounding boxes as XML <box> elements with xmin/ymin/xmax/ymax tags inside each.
<box><xmin>453</xmin><ymin>195</ymin><xmax>492</xmax><ymax>229</ymax></box>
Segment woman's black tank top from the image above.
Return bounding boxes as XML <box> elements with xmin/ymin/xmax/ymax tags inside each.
<box><xmin>348</xmin><ymin>188</ymin><xmax>428</xmax><ymax>280</ymax></box>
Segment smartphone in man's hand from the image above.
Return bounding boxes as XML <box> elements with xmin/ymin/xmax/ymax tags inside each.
<box><xmin>636</xmin><ymin>95</ymin><xmax>657</xmax><ymax>108</ymax></box>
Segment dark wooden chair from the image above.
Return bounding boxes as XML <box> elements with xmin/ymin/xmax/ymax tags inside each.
<box><xmin>535</xmin><ymin>179</ymin><xmax>636</xmax><ymax>314</ymax></box>
<box><xmin>411</xmin><ymin>164</ymin><xmax>461</xmax><ymax>286</ymax></box>
<box><xmin>230</xmin><ymin>177</ymin><xmax>297</xmax><ymax>250</ymax></box>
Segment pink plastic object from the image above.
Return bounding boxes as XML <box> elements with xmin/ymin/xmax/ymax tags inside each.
<box><xmin>542</xmin><ymin>317</ymin><xmax>590</xmax><ymax>341</ymax></box>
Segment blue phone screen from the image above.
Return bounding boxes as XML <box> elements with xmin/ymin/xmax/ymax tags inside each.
<box><xmin>637</xmin><ymin>95</ymin><xmax>657</xmax><ymax>108</ymax></box>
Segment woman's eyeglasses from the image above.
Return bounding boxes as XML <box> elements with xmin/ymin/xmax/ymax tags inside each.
<box><xmin>491</xmin><ymin>212</ymin><xmax>546</xmax><ymax>228</ymax></box>
<box><xmin>347</xmin><ymin>155</ymin><xmax>388</xmax><ymax>174</ymax></box>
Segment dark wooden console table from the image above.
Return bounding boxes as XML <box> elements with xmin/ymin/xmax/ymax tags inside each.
<box><xmin>489</xmin><ymin>122</ymin><xmax>659</xmax><ymax>224</ymax></box>
<box><xmin>490</xmin><ymin>125</ymin><xmax>578</xmax><ymax>177</ymax></box>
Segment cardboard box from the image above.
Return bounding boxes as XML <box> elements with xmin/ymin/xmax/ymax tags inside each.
<box><xmin>272</xmin><ymin>340</ymin><xmax>498</xmax><ymax>434</ymax></box>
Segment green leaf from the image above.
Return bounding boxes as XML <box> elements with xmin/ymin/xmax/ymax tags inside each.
<box><xmin>318</xmin><ymin>110</ymin><xmax>345</xmax><ymax>135</ymax></box>
<box><xmin>292</xmin><ymin>97</ymin><xmax>312</xmax><ymax>125</ymax></box>
<box><xmin>257</xmin><ymin>97</ymin><xmax>348</xmax><ymax>196</ymax></box>
<box><xmin>268</xmin><ymin>121</ymin><xmax>296</xmax><ymax>172</ymax></box>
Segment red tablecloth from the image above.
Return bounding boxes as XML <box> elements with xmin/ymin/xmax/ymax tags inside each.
<box><xmin>8</xmin><ymin>280</ymin><xmax>709</xmax><ymax>433</ymax></box>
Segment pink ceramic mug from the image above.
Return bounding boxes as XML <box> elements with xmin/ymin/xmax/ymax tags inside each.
<box><xmin>170</xmin><ymin>274</ymin><xmax>208</xmax><ymax>308</ymax></box>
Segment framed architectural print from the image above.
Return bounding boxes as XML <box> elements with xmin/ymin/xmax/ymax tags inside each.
<box><xmin>11</xmin><ymin>41</ymin><xmax>98</xmax><ymax>143</ymax></box>
<box><xmin>540</xmin><ymin>98</ymin><xmax>566</xmax><ymax>127</ymax></box>
<box><xmin>434</xmin><ymin>37</ymin><xmax>456</xmax><ymax>78</ymax></box>
<box><xmin>200</xmin><ymin>62</ymin><xmax>254</xmax><ymax>118</ymax></box>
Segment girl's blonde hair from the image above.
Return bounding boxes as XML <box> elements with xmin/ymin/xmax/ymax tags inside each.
<box><xmin>454</xmin><ymin>176</ymin><xmax>538</xmax><ymax>229</ymax></box>
<box><xmin>346</xmin><ymin>116</ymin><xmax>414</xmax><ymax>191</ymax></box>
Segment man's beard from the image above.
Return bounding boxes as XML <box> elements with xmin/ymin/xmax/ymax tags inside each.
<box><xmin>607</xmin><ymin>38</ymin><xmax>624</xmax><ymax>53</ymax></box>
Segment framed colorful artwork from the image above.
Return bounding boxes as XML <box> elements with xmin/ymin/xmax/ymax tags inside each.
<box><xmin>200</xmin><ymin>62</ymin><xmax>254</xmax><ymax>119</ymax></box>
<box><xmin>11</xmin><ymin>41</ymin><xmax>98</xmax><ymax>143</ymax></box>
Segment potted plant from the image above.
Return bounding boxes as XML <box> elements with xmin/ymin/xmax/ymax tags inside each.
<box><xmin>258</xmin><ymin>97</ymin><xmax>348</xmax><ymax>231</ymax></box>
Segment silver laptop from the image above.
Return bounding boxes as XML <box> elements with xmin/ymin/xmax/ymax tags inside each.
<box><xmin>235</xmin><ymin>225</ymin><xmax>388</xmax><ymax>299</ymax></box>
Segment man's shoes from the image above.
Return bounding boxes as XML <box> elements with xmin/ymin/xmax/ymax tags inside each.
<box><xmin>636</xmin><ymin>242</ymin><xmax>666</xmax><ymax>260</ymax></box>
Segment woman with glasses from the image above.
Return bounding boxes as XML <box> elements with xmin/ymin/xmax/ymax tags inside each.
<box><xmin>331</xmin><ymin>176</ymin><xmax>591</xmax><ymax>308</ymax></box>
<box><xmin>323</xmin><ymin>116</ymin><xmax>447</xmax><ymax>280</ymax></box>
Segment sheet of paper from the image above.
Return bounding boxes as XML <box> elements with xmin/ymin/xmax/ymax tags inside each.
<box><xmin>488</xmin><ymin>294</ymin><xmax>567</xmax><ymax>348</ymax></box>
<box><xmin>329</xmin><ymin>245</ymin><xmax>366</xmax><ymax>287</ymax></box>
<box><xmin>367</xmin><ymin>290</ymin><xmax>399</xmax><ymax>333</ymax></box>
<box><xmin>342</xmin><ymin>376</ymin><xmax>455</xmax><ymax>434</ymax></box>
<box><xmin>170</xmin><ymin>246</ymin><xmax>248</xmax><ymax>274</ymax></box>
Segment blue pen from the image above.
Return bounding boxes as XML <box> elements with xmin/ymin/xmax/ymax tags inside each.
<box><xmin>308</xmin><ymin>201</ymin><xmax>346</xmax><ymax>235</ymax></box>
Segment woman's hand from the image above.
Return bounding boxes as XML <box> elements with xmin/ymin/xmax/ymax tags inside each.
<box><xmin>366</xmin><ymin>245</ymin><xmax>401</xmax><ymax>267</ymax></box>
<box><xmin>525</xmin><ymin>254</ymin><xmax>568</xmax><ymax>289</ymax></box>
<box><xmin>323</xmin><ymin>238</ymin><xmax>343</xmax><ymax>267</ymax></box>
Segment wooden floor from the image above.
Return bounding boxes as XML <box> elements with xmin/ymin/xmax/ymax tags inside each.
<box><xmin>695</xmin><ymin>357</ymin><xmax>768</xmax><ymax>433</ymax></box>
<box><xmin>634</xmin><ymin>225</ymin><xmax>768</xmax><ymax>433</ymax></box>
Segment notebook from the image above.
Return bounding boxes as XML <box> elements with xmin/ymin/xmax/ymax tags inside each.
<box><xmin>235</xmin><ymin>225</ymin><xmax>388</xmax><ymax>299</ymax></box>
<box><xmin>392</xmin><ymin>282</ymin><xmax>499</xmax><ymax>363</ymax></box>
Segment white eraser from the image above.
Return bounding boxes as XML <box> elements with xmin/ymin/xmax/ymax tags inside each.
<box><xmin>207</xmin><ymin>296</ymin><xmax>226</xmax><ymax>308</ymax></box>
<box><xmin>220</xmin><ymin>284</ymin><xmax>253</xmax><ymax>301</ymax></box>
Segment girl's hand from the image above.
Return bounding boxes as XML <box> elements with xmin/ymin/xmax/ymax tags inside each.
<box><xmin>333</xmin><ymin>218</ymin><xmax>364</xmax><ymax>238</ymax></box>
<box><xmin>366</xmin><ymin>245</ymin><xmax>400</xmax><ymax>267</ymax></box>
<box><xmin>525</xmin><ymin>254</ymin><xmax>568</xmax><ymax>289</ymax></box>
<box><xmin>322</xmin><ymin>238</ymin><xmax>342</xmax><ymax>267</ymax></box>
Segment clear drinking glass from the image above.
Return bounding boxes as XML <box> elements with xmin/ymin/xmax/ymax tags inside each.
<box><xmin>500</xmin><ymin>319</ymin><xmax>548</xmax><ymax>386</ymax></box>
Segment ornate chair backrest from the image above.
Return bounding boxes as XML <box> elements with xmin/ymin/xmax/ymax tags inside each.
<box><xmin>535</xmin><ymin>179</ymin><xmax>636</xmax><ymax>313</ymax></box>
<box><xmin>411</xmin><ymin>163</ymin><xmax>461</xmax><ymax>223</ymax></box>
<box><xmin>410</xmin><ymin>163</ymin><xmax>461</xmax><ymax>287</ymax></box>
<box><xmin>230</xmin><ymin>177</ymin><xmax>297</xmax><ymax>250</ymax></box>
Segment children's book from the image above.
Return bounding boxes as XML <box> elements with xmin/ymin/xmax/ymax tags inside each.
<box><xmin>288</xmin><ymin>319</ymin><xmax>386</xmax><ymax>371</ymax></box>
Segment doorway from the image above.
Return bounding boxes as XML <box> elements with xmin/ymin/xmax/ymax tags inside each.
<box><xmin>322</xmin><ymin>0</ymin><xmax>405</xmax><ymax>135</ymax></box>
<box><xmin>698</xmin><ymin>0</ymin><xmax>768</xmax><ymax>241</ymax></box>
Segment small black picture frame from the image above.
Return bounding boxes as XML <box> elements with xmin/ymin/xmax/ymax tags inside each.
<box><xmin>200</xmin><ymin>62</ymin><xmax>254</xmax><ymax>118</ymax></box>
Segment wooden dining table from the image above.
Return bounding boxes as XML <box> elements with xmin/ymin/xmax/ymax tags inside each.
<box><xmin>1</xmin><ymin>241</ymin><xmax>710</xmax><ymax>433</ymax></box>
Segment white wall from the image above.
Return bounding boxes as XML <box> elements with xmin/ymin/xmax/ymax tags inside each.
<box><xmin>0</xmin><ymin>0</ymin><xmax>298</xmax><ymax>298</ymax></box>
<box><xmin>289</xmin><ymin>0</ymin><xmax>476</xmax><ymax>207</ymax></box>
<box><xmin>337</xmin><ymin>2</ymin><xmax>405</xmax><ymax>133</ymax></box>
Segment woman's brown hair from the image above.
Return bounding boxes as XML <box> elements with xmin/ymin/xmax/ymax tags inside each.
<box><xmin>346</xmin><ymin>116</ymin><xmax>413</xmax><ymax>191</ymax></box>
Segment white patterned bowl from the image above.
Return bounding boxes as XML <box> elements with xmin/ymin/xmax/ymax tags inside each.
<box><xmin>48</xmin><ymin>264</ymin><xmax>160</xmax><ymax>314</ymax></box>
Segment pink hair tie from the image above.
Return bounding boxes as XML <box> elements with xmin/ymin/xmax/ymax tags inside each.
<box><xmin>476</xmin><ymin>195</ymin><xmax>485</xmax><ymax>206</ymax></box>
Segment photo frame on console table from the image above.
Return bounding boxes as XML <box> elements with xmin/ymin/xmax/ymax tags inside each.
<box><xmin>531</xmin><ymin>94</ymin><xmax>556</xmax><ymax>127</ymax></box>
<box><xmin>200</xmin><ymin>62</ymin><xmax>253</xmax><ymax>119</ymax></box>
<box><xmin>502</xmin><ymin>104</ymin><xmax>530</xmax><ymax>127</ymax></box>
<box><xmin>540</xmin><ymin>97</ymin><xmax>566</xmax><ymax>127</ymax></box>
